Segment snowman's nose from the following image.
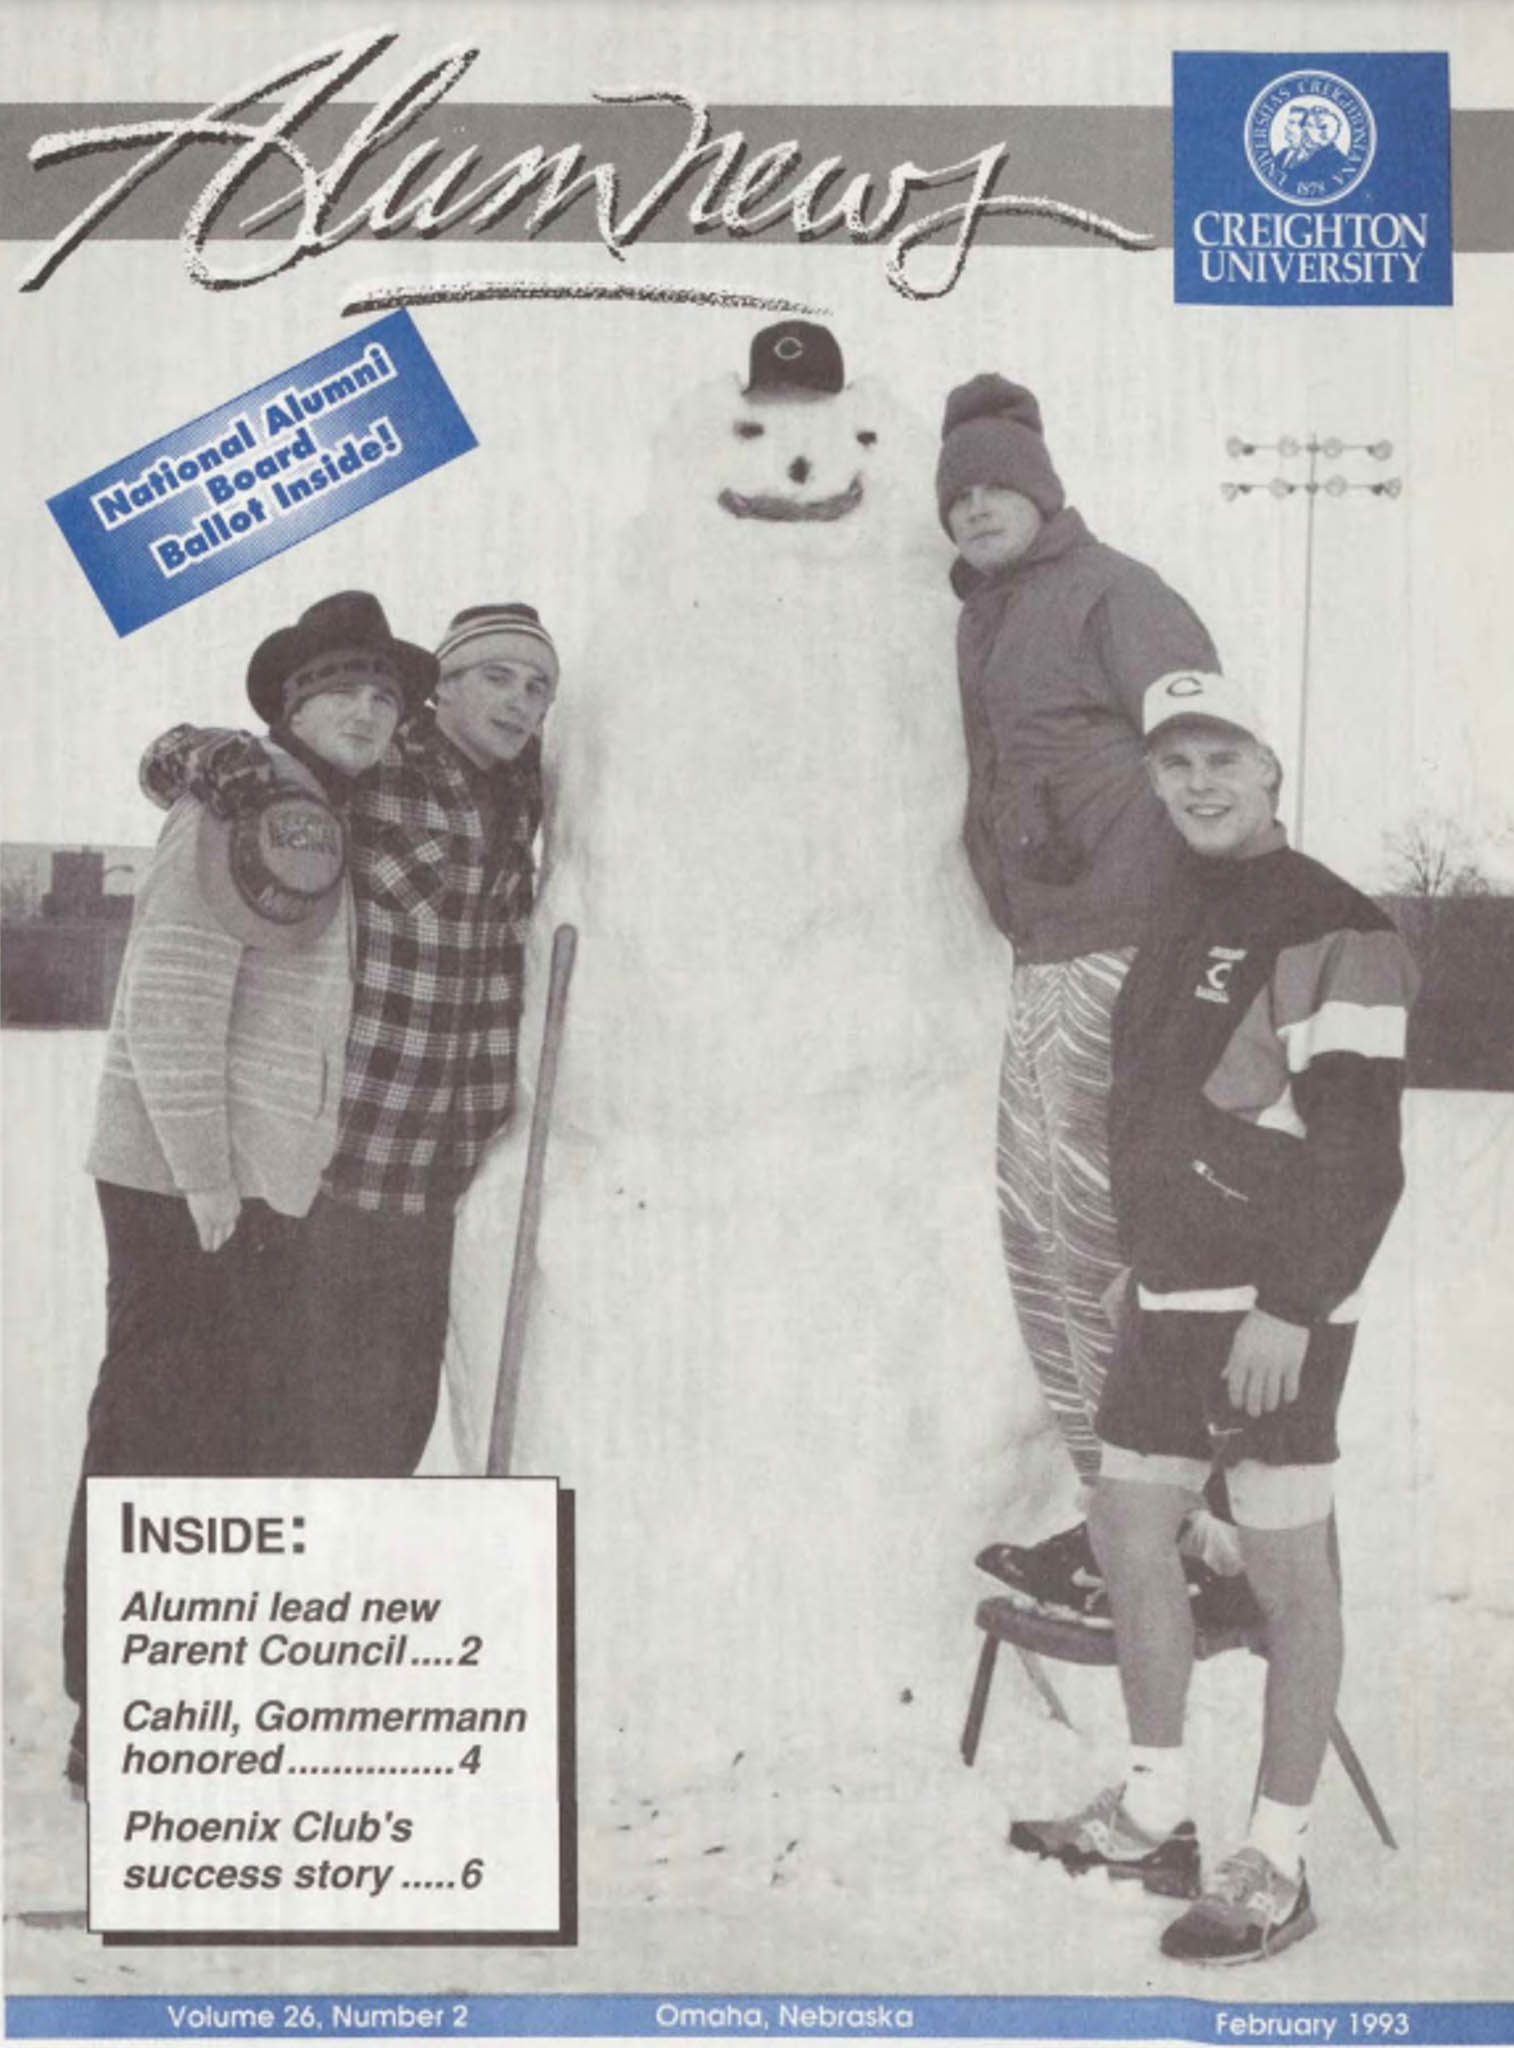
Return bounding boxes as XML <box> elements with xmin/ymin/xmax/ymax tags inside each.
<box><xmin>788</xmin><ymin>456</ymin><xmax>811</xmax><ymax>484</ymax></box>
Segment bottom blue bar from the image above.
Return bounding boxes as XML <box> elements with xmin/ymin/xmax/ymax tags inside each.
<box><xmin>7</xmin><ymin>1997</ymin><xmax>1514</xmax><ymax>2042</ymax></box>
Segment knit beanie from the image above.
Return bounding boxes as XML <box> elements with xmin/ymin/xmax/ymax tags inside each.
<box><xmin>279</xmin><ymin>650</ymin><xmax>407</xmax><ymax>724</ymax></box>
<box><xmin>935</xmin><ymin>374</ymin><xmax>1065</xmax><ymax>531</ymax></box>
<box><xmin>436</xmin><ymin>602</ymin><xmax>558</xmax><ymax>677</ymax></box>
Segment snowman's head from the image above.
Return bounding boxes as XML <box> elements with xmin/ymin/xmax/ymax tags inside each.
<box><xmin>616</xmin><ymin>327</ymin><xmax>946</xmax><ymax>596</ymax></box>
<box><xmin>716</xmin><ymin>380</ymin><xmax>886</xmax><ymax>525</ymax></box>
<box><xmin>639</xmin><ymin>373</ymin><xmax>935</xmax><ymax>561</ymax></box>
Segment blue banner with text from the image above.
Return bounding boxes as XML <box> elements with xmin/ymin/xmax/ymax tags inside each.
<box><xmin>46</xmin><ymin>312</ymin><xmax>476</xmax><ymax>635</ymax></box>
<box><xmin>8</xmin><ymin>1994</ymin><xmax>1514</xmax><ymax>2040</ymax></box>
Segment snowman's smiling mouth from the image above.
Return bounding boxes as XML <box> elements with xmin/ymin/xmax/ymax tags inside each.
<box><xmin>718</xmin><ymin>477</ymin><xmax>864</xmax><ymax>522</ymax></box>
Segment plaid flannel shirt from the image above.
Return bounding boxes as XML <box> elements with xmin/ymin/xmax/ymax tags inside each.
<box><xmin>141</xmin><ymin>714</ymin><xmax>541</xmax><ymax>1215</ymax></box>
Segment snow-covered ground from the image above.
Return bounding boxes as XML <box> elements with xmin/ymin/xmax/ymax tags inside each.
<box><xmin>4</xmin><ymin>1030</ymin><xmax>1512</xmax><ymax>2003</ymax></box>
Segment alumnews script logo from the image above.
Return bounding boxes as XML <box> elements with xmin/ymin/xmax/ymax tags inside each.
<box><xmin>1172</xmin><ymin>52</ymin><xmax>1452</xmax><ymax>307</ymax></box>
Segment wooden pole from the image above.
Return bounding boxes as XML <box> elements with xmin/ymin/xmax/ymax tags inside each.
<box><xmin>486</xmin><ymin>922</ymin><xmax>578</xmax><ymax>1476</ymax></box>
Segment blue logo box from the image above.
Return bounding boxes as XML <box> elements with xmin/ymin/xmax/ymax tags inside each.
<box><xmin>48</xmin><ymin>311</ymin><xmax>476</xmax><ymax>635</ymax></box>
<box><xmin>1173</xmin><ymin>52</ymin><xmax>1452</xmax><ymax>307</ymax></box>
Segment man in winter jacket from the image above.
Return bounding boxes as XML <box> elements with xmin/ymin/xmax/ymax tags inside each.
<box><xmin>66</xmin><ymin>589</ymin><xmax>419</xmax><ymax>1791</ymax></box>
<box><xmin>1008</xmin><ymin>671</ymin><xmax>1417</xmax><ymax>1966</ymax></box>
<box><xmin>138</xmin><ymin>599</ymin><xmax>558</xmax><ymax>1479</ymax></box>
<box><xmin>937</xmin><ymin>375</ymin><xmax>1235</xmax><ymax>1613</ymax></box>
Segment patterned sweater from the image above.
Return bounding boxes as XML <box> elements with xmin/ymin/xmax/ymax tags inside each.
<box><xmin>87</xmin><ymin>753</ymin><xmax>354</xmax><ymax>1215</ymax></box>
<box><xmin>141</xmin><ymin>714</ymin><xmax>541</xmax><ymax>1216</ymax></box>
<box><xmin>1108</xmin><ymin>836</ymin><xmax>1419</xmax><ymax>1326</ymax></box>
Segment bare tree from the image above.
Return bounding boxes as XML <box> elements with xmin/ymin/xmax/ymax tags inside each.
<box><xmin>1382</xmin><ymin>811</ymin><xmax>1494</xmax><ymax>899</ymax></box>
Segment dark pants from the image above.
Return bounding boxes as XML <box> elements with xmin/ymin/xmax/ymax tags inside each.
<box><xmin>272</xmin><ymin>1193</ymin><xmax>456</xmax><ymax>1477</ymax></box>
<box><xmin>63</xmin><ymin>1181</ymin><xmax>298</xmax><ymax>1706</ymax></box>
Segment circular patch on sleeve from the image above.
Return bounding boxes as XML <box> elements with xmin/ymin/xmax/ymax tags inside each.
<box><xmin>199</xmin><ymin>787</ymin><xmax>348</xmax><ymax>950</ymax></box>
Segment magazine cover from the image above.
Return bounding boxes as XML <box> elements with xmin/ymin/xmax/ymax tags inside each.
<box><xmin>3</xmin><ymin>1</ymin><xmax>1512</xmax><ymax>2040</ymax></box>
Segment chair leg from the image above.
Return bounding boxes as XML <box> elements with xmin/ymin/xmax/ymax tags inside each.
<box><xmin>1328</xmin><ymin>1714</ymin><xmax>1399</xmax><ymax>1850</ymax></box>
<box><xmin>961</xmin><ymin>1629</ymin><xmax>1078</xmax><ymax>1768</ymax></box>
<box><xmin>960</xmin><ymin>1633</ymin><xmax>999</xmax><ymax>1766</ymax></box>
<box><xmin>1014</xmin><ymin>1646</ymin><xmax>1074</xmax><ymax>1730</ymax></box>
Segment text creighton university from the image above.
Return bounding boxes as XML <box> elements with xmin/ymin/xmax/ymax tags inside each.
<box><xmin>20</xmin><ymin>28</ymin><xmax>1155</xmax><ymax>307</ymax></box>
<box><xmin>1192</xmin><ymin>209</ymin><xmax>1430</xmax><ymax>285</ymax></box>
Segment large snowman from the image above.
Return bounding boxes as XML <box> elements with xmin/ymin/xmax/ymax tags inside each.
<box><xmin>445</xmin><ymin>323</ymin><xmax>1050</xmax><ymax>1857</ymax></box>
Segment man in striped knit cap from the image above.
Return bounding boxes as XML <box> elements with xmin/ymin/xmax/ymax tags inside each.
<box><xmin>138</xmin><ymin>598</ymin><xmax>558</xmax><ymax>1481</ymax></box>
<box><xmin>937</xmin><ymin>375</ymin><xmax>1243</xmax><ymax>1623</ymax></box>
<box><xmin>1010</xmin><ymin>672</ymin><xmax>1417</xmax><ymax>1965</ymax></box>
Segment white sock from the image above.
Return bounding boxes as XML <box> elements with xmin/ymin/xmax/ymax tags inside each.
<box><xmin>1123</xmin><ymin>1745</ymin><xmax>1189</xmax><ymax>1835</ymax></box>
<box><xmin>1248</xmin><ymin>1795</ymin><xmax>1310</xmax><ymax>1878</ymax></box>
<box><xmin>1180</xmin><ymin>1506</ymin><xmax>1244</xmax><ymax>1577</ymax></box>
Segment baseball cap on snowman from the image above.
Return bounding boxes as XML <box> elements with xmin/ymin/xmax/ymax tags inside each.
<box><xmin>743</xmin><ymin>319</ymin><xmax>846</xmax><ymax>400</ymax></box>
<box><xmin>1142</xmin><ymin>670</ymin><xmax>1269</xmax><ymax>747</ymax></box>
<box><xmin>935</xmin><ymin>373</ymin><xmax>1066</xmax><ymax>531</ymax></box>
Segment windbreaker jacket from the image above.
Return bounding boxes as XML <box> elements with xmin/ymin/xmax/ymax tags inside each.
<box><xmin>142</xmin><ymin>714</ymin><xmax>542</xmax><ymax>1216</ymax></box>
<box><xmin>1108</xmin><ymin>838</ymin><xmax>1419</xmax><ymax>1327</ymax></box>
<box><xmin>952</xmin><ymin>507</ymin><xmax>1219</xmax><ymax>962</ymax></box>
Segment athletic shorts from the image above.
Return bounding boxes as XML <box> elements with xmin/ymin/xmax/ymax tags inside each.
<box><xmin>1096</xmin><ymin>1301</ymin><xmax>1354</xmax><ymax>1473</ymax></box>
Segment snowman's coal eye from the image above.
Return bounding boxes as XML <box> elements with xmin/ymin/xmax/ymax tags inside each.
<box><xmin>734</xmin><ymin>421</ymin><xmax>765</xmax><ymax>440</ymax></box>
<box><xmin>856</xmin><ymin>430</ymin><xmax>878</xmax><ymax>447</ymax></box>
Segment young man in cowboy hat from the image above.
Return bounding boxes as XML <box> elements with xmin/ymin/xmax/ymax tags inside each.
<box><xmin>139</xmin><ymin>596</ymin><xmax>559</xmax><ymax>1477</ymax></box>
<box><xmin>1008</xmin><ymin>673</ymin><xmax>1417</xmax><ymax>1966</ymax></box>
<box><xmin>65</xmin><ymin>592</ymin><xmax>418</xmax><ymax>1788</ymax></box>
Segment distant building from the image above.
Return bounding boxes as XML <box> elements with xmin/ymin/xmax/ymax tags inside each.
<box><xmin>2</xmin><ymin>843</ymin><xmax>151</xmax><ymax>1025</ymax></box>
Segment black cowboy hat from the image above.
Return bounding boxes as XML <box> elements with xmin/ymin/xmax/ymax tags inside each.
<box><xmin>246</xmin><ymin>590</ymin><xmax>438</xmax><ymax>725</ymax></box>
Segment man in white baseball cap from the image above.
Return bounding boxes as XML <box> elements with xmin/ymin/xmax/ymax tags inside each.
<box><xmin>1008</xmin><ymin>670</ymin><xmax>1419</xmax><ymax>1966</ymax></box>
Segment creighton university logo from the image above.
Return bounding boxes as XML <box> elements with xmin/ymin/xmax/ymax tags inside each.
<box><xmin>1244</xmin><ymin>71</ymin><xmax>1376</xmax><ymax>205</ymax></box>
<box><xmin>1172</xmin><ymin>52</ymin><xmax>1451</xmax><ymax>308</ymax></box>
<box><xmin>1195</xmin><ymin>945</ymin><xmax>1246</xmax><ymax>1006</ymax></box>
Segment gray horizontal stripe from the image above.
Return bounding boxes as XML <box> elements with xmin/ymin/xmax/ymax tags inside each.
<box><xmin>4</xmin><ymin>104</ymin><xmax>1503</xmax><ymax>252</ymax></box>
<box><xmin>11</xmin><ymin>103</ymin><xmax>1154</xmax><ymax>248</ymax></box>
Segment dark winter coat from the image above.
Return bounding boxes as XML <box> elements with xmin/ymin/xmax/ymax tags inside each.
<box><xmin>1109</xmin><ymin>838</ymin><xmax>1419</xmax><ymax>1325</ymax></box>
<box><xmin>951</xmin><ymin>507</ymin><xmax>1218</xmax><ymax>962</ymax></box>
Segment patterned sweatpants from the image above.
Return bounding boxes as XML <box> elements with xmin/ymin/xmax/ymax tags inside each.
<box><xmin>995</xmin><ymin>949</ymin><xmax>1134</xmax><ymax>1483</ymax></box>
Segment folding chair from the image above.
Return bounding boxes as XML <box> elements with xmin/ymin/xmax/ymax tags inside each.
<box><xmin>959</xmin><ymin>1593</ymin><xmax>1397</xmax><ymax>1850</ymax></box>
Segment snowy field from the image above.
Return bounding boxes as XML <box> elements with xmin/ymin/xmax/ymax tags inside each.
<box><xmin>4</xmin><ymin>1029</ymin><xmax>1512</xmax><ymax>2004</ymax></box>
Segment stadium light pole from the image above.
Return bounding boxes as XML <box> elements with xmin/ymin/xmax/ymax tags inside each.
<box><xmin>1221</xmin><ymin>435</ymin><xmax>1402</xmax><ymax>848</ymax></box>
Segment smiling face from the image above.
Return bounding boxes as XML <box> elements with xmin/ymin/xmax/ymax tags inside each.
<box><xmin>285</xmin><ymin>658</ymin><xmax>403</xmax><ymax>775</ymax></box>
<box><xmin>946</xmin><ymin>484</ymin><xmax>1043</xmax><ymax>572</ymax></box>
<box><xmin>435</xmin><ymin>638</ymin><xmax>559</xmax><ymax>767</ymax></box>
<box><xmin>716</xmin><ymin>388</ymin><xmax>884</xmax><ymax>523</ymax></box>
<box><xmin>1145</xmin><ymin>722</ymin><xmax>1281</xmax><ymax>859</ymax></box>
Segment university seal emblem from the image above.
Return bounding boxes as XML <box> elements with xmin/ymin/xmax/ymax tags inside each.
<box><xmin>1244</xmin><ymin>70</ymin><xmax>1376</xmax><ymax>206</ymax></box>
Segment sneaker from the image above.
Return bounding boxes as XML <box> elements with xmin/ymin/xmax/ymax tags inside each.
<box><xmin>977</xmin><ymin>1523</ymin><xmax>1111</xmax><ymax>1624</ymax></box>
<box><xmin>1159</xmin><ymin>1846</ymin><xmax>1317</xmax><ymax>1965</ymax></box>
<box><xmin>976</xmin><ymin>1521</ymin><xmax>1095</xmax><ymax>1593</ymax></box>
<box><xmin>1008</xmin><ymin>1785</ymin><xmax>1201</xmax><ymax>1897</ymax></box>
<box><xmin>979</xmin><ymin>1527</ymin><xmax>1260</xmax><ymax>1637</ymax></box>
